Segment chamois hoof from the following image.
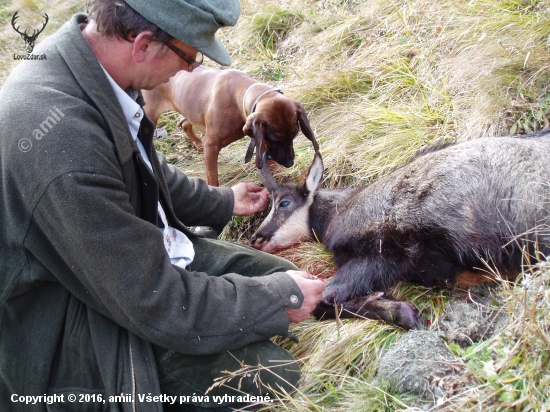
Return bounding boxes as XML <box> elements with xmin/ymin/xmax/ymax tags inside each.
<box><xmin>313</xmin><ymin>292</ymin><xmax>421</xmax><ymax>330</ymax></box>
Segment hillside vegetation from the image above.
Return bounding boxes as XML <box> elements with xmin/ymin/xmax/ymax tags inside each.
<box><xmin>156</xmin><ymin>1</ymin><xmax>550</xmax><ymax>410</ymax></box>
<box><xmin>1</xmin><ymin>0</ymin><xmax>549</xmax><ymax>410</ymax></box>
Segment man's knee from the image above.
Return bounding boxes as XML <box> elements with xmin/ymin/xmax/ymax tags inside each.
<box><xmin>202</xmin><ymin>340</ymin><xmax>300</xmax><ymax>401</ymax></box>
<box><xmin>236</xmin><ymin>340</ymin><xmax>301</xmax><ymax>395</ymax></box>
<box><xmin>189</xmin><ymin>237</ymin><xmax>298</xmax><ymax>277</ymax></box>
<box><xmin>155</xmin><ymin>340</ymin><xmax>301</xmax><ymax>408</ymax></box>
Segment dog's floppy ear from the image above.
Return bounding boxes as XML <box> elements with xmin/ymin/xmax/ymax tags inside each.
<box><xmin>243</xmin><ymin>114</ymin><xmax>255</xmax><ymax>138</ymax></box>
<box><xmin>296</xmin><ymin>103</ymin><xmax>320</xmax><ymax>153</ymax></box>
<box><xmin>243</xmin><ymin>115</ymin><xmax>266</xmax><ymax>168</ymax></box>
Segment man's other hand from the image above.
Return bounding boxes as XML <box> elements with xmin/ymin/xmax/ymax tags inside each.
<box><xmin>285</xmin><ymin>270</ymin><xmax>326</xmax><ymax>323</ymax></box>
<box><xmin>232</xmin><ymin>183</ymin><xmax>270</xmax><ymax>216</ymax></box>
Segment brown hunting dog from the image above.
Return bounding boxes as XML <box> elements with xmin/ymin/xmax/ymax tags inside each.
<box><xmin>142</xmin><ymin>66</ymin><xmax>319</xmax><ymax>186</ymax></box>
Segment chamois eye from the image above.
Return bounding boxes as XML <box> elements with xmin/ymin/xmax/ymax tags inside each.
<box><xmin>279</xmin><ymin>200</ymin><xmax>290</xmax><ymax>208</ymax></box>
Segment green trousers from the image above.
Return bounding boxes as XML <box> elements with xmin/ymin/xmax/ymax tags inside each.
<box><xmin>153</xmin><ymin>237</ymin><xmax>300</xmax><ymax>411</ymax></box>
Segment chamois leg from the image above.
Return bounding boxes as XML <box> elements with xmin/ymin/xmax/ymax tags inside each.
<box><xmin>313</xmin><ymin>292</ymin><xmax>420</xmax><ymax>330</ymax></box>
<box><xmin>316</xmin><ymin>256</ymin><xmax>421</xmax><ymax>329</ymax></box>
<box><xmin>323</xmin><ymin>256</ymin><xmax>400</xmax><ymax>304</ymax></box>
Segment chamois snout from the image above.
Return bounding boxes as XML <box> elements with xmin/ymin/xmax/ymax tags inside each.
<box><xmin>250</xmin><ymin>231</ymin><xmax>271</xmax><ymax>252</ymax></box>
<box><xmin>250</xmin><ymin>212</ymin><xmax>311</xmax><ymax>253</ymax></box>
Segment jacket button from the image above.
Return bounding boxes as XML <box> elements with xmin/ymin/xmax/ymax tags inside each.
<box><xmin>290</xmin><ymin>295</ymin><xmax>298</xmax><ymax>304</ymax></box>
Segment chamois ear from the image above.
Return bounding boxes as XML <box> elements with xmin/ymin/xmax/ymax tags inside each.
<box><xmin>305</xmin><ymin>151</ymin><xmax>324</xmax><ymax>193</ymax></box>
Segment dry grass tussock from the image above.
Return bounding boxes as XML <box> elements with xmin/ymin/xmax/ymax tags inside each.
<box><xmin>210</xmin><ymin>266</ymin><xmax>550</xmax><ymax>412</ymax></box>
<box><xmin>207</xmin><ymin>1</ymin><xmax>550</xmax><ymax>410</ymax></box>
<box><xmin>226</xmin><ymin>0</ymin><xmax>550</xmax><ymax>186</ymax></box>
<box><xmin>2</xmin><ymin>0</ymin><xmax>550</xmax><ymax>410</ymax></box>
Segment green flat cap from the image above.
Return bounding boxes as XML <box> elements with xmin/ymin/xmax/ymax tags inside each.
<box><xmin>125</xmin><ymin>0</ymin><xmax>240</xmax><ymax>66</ymax></box>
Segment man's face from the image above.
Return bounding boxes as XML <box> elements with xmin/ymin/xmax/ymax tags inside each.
<box><xmin>135</xmin><ymin>38</ymin><xmax>199</xmax><ymax>90</ymax></box>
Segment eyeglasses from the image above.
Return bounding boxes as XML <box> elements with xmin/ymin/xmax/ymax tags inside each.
<box><xmin>164</xmin><ymin>41</ymin><xmax>203</xmax><ymax>70</ymax></box>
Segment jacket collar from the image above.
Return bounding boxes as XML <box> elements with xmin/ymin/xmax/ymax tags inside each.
<box><xmin>54</xmin><ymin>14</ymin><xmax>137</xmax><ymax>164</ymax></box>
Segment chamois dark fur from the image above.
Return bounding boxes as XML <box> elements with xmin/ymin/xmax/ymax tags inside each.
<box><xmin>252</xmin><ymin>132</ymin><xmax>550</xmax><ymax>329</ymax></box>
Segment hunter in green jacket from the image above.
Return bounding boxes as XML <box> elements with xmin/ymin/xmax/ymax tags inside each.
<box><xmin>0</xmin><ymin>1</ymin><xmax>326</xmax><ymax>411</ymax></box>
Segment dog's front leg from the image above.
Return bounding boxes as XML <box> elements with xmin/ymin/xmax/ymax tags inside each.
<box><xmin>203</xmin><ymin>140</ymin><xmax>221</xmax><ymax>186</ymax></box>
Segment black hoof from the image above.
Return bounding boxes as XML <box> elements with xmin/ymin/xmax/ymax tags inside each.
<box><xmin>313</xmin><ymin>292</ymin><xmax>421</xmax><ymax>330</ymax></box>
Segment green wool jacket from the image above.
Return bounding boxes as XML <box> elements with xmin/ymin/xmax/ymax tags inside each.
<box><xmin>0</xmin><ymin>14</ymin><xmax>301</xmax><ymax>412</ymax></box>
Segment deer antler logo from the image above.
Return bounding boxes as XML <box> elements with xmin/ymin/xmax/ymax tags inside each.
<box><xmin>11</xmin><ymin>11</ymin><xmax>49</xmax><ymax>54</ymax></box>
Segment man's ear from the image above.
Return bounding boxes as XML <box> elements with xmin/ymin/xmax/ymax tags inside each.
<box><xmin>131</xmin><ymin>31</ymin><xmax>156</xmax><ymax>63</ymax></box>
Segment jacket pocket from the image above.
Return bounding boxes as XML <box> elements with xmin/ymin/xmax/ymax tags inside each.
<box><xmin>65</xmin><ymin>295</ymin><xmax>87</xmax><ymax>337</ymax></box>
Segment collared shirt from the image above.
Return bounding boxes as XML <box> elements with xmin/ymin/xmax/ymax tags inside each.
<box><xmin>102</xmin><ymin>67</ymin><xmax>194</xmax><ymax>268</ymax></box>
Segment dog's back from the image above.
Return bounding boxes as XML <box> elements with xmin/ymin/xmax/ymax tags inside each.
<box><xmin>142</xmin><ymin>66</ymin><xmax>317</xmax><ymax>186</ymax></box>
<box><xmin>141</xmin><ymin>67</ymin><xmax>259</xmax><ymax>185</ymax></box>
<box><xmin>143</xmin><ymin>67</ymin><xmax>252</xmax><ymax>123</ymax></box>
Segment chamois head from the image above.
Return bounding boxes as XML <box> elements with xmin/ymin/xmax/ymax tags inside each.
<box><xmin>251</xmin><ymin>152</ymin><xmax>324</xmax><ymax>253</ymax></box>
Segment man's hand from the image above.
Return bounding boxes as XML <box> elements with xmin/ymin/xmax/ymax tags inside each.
<box><xmin>232</xmin><ymin>183</ymin><xmax>270</xmax><ymax>216</ymax></box>
<box><xmin>285</xmin><ymin>270</ymin><xmax>326</xmax><ymax>323</ymax></box>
